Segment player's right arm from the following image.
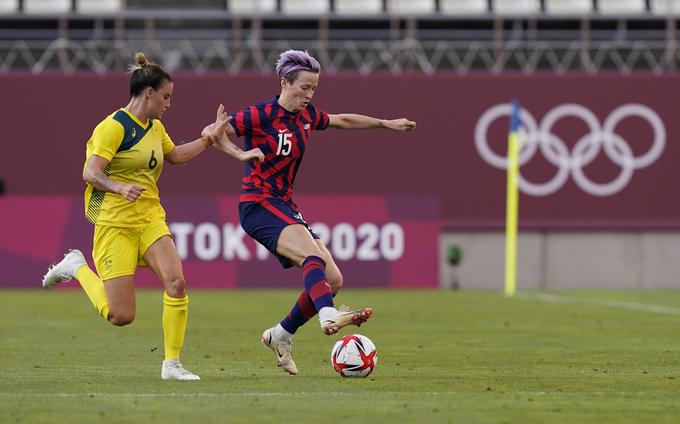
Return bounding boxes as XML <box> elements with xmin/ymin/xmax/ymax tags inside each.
<box><xmin>83</xmin><ymin>155</ymin><xmax>145</xmax><ymax>202</ymax></box>
<box><xmin>83</xmin><ymin>118</ymin><xmax>145</xmax><ymax>202</ymax></box>
<box><xmin>202</xmin><ymin>121</ymin><xmax>264</xmax><ymax>163</ymax></box>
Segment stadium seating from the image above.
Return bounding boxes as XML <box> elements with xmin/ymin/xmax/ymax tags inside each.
<box><xmin>125</xmin><ymin>0</ymin><xmax>225</xmax><ymax>8</ymax></box>
<box><xmin>598</xmin><ymin>0</ymin><xmax>646</xmax><ymax>14</ymax></box>
<box><xmin>544</xmin><ymin>0</ymin><xmax>593</xmax><ymax>14</ymax></box>
<box><xmin>76</xmin><ymin>0</ymin><xmax>122</xmax><ymax>14</ymax></box>
<box><xmin>650</xmin><ymin>0</ymin><xmax>680</xmax><ymax>14</ymax></box>
<box><xmin>281</xmin><ymin>0</ymin><xmax>330</xmax><ymax>15</ymax></box>
<box><xmin>385</xmin><ymin>0</ymin><xmax>436</xmax><ymax>15</ymax></box>
<box><xmin>439</xmin><ymin>0</ymin><xmax>489</xmax><ymax>15</ymax></box>
<box><xmin>228</xmin><ymin>0</ymin><xmax>277</xmax><ymax>14</ymax></box>
<box><xmin>23</xmin><ymin>0</ymin><xmax>71</xmax><ymax>13</ymax></box>
<box><xmin>334</xmin><ymin>0</ymin><xmax>383</xmax><ymax>15</ymax></box>
<box><xmin>0</xmin><ymin>0</ymin><xmax>18</xmax><ymax>13</ymax></box>
<box><xmin>493</xmin><ymin>0</ymin><xmax>541</xmax><ymax>14</ymax></box>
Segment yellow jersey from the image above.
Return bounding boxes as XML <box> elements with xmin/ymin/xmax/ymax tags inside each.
<box><xmin>83</xmin><ymin>108</ymin><xmax>175</xmax><ymax>227</ymax></box>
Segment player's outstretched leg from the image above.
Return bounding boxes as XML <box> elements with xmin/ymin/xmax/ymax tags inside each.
<box><xmin>261</xmin><ymin>326</ymin><xmax>298</xmax><ymax>375</ymax></box>
<box><xmin>43</xmin><ymin>249</ymin><xmax>110</xmax><ymax>320</ymax></box>
<box><xmin>42</xmin><ymin>249</ymin><xmax>87</xmax><ymax>288</ymax></box>
<box><xmin>319</xmin><ymin>306</ymin><xmax>373</xmax><ymax>336</ymax></box>
<box><xmin>299</xmin><ymin>255</ymin><xmax>374</xmax><ymax>335</ymax></box>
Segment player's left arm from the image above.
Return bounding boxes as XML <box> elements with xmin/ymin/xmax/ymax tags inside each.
<box><xmin>328</xmin><ymin>114</ymin><xmax>416</xmax><ymax>132</ymax></box>
<box><xmin>165</xmin><ymin>104</ymin><xmax>232</xmax><ymax>164</ymax></box>
<box><xmin>164</xmin><ymin>135</ymin><xmax>213</xmax><ymax>165</ymax></box>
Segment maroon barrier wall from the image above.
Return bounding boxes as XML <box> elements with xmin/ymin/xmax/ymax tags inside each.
<box><xmin>1</xmin><ymin>72</ymin><xmax>678</xmax><ymax>229</ymax></box>
<box><xmin>0</xmin><ymin>195</ymin><xmax>439</xmax><ymax>288</ymax></box>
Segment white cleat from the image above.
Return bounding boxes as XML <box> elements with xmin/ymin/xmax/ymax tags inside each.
<box><xmin>320</xmin><ymin>305</ymin><xmax>373</xmax><ymax>336</ymax></box>
<box><xmin>161</xmin><ymin>359</ymin><xmax>201</xmax><ymax>380</ymax></box>
<box><xmin>42</xmin><ymin>249</ymin><xmax>87</xmax><ymax>289</ymax></box>
<box><xmin>261</xmin><ymin>327</ymin><xmax>298</xmax><ymax>375</ymax></box>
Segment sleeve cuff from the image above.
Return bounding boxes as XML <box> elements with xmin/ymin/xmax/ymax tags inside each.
<box><xmin>91</xmin><ymin>147</ymin><xmax>114</xmax><ymax>162</ymax></box>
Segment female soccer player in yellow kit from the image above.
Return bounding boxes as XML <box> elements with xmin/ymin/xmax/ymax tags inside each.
<box><xmin>42</xmin><ymin>53</ymin><xmax>260</xmax><ymax>380</ymax></box>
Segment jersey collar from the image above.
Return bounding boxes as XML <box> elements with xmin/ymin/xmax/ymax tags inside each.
<box><xmin>120</xmin><ymin>107</ymin><xmax>153</xmax><ymax>129</ymax></box>
<box><xmin>273</xmin><ymin>95</ymin><xmax>300</xmax><ymax>117</ymax></box>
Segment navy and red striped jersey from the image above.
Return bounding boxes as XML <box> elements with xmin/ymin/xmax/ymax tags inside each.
<box><xmin>229</xmin><ymin>96</ymin><xmax>329</xmax><ymax>204</ymax></box>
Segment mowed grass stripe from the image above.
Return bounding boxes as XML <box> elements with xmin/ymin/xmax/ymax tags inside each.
<box><xmin>2</xmin><ymin>289</ymin><xmax>680</xmax><ymax>423</ymax></box>
<box><xmin>0</xmin><ymin>390</ymin><xmax>665</xmax><ymax>397</ymax></box>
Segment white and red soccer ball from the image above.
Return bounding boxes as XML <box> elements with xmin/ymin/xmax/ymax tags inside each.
<box><xmin>330</xmin><ymin>334</ymin><xmax>377</xmax><ymax>378</ymax></box>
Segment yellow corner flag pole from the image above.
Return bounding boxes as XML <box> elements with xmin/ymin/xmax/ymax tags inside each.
<box><xmin>504</xmin><ymin>100</ymin><xmax>521</xmax><ymax>297</ymax></box>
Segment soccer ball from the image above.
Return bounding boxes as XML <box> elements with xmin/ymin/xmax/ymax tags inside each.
<box><xmin>330</xmin><ymin>334</ymin><xmax>377</xmax><ymax>378</ymax></box>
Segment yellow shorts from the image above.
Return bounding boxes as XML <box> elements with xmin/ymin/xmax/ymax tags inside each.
<box><xmin>92</xmin><ymin>219</ymin><xmax>171</xmax><ymax>281</ymax></box>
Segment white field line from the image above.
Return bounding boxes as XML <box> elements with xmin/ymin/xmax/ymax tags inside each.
<box><xmin>0</xmin><ymin>392</ymin><xmax>451</xmax><ymax>398</ymax></box>
<box><xmin>516</xmin><ymin>292</ymin><xmax>680</xmax><ymax>315</ymax></box>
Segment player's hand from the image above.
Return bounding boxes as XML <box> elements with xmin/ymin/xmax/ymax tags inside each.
<box><xmin>239</xmin><ymin>148</ymin><xmax>265</xmax><ymax>163</ymax></box>
<box><xmin>205</xmin><ymin>105</ymin><xmax>232</xmax><ymax>143</ymax></box>
<box><xmin>201</xmin><ymin>123</ymin><xmax>215</xmax><ymax>138</ymax></box>
<box><xmin>202</xmin><ymin>123</ymin><xmax>222</xmax><ymax>146</ymax></box>
<box><xmin>383</xmin><ymin>118</ymin><xmax>416</xmax><ymax>132</ymax></box>
<box><xmin>119</xmin><ymin>184</ymin><xmax>145</xmax><ymax>202</ymax></box>
<box><xmin>214</xmin><ymin>104</ymin><xmax>231</xmax><ymax>130</ymax></box>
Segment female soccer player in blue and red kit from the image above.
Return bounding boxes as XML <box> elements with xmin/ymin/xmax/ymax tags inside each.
<box><xmin>208</xmin><ymin>50</ymin><xmax>416</xmax><ymax>375</ymax></box>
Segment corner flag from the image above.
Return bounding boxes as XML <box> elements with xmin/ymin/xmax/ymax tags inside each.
<box><xmin>504</xmin><ymin>100</ymin><xmax>521</xmax><ymax>297</ymax></box>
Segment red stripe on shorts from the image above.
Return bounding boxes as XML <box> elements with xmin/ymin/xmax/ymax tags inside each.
<box><xmin>260</xmin><ymin>199</ymin><xmax>298</xmax><ymax>225</ymax></box>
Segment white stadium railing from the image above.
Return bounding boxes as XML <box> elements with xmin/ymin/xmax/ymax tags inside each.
<box><xmin>0</xmin><ymin>37</ymin><xmax>676</xmax><ymax>75</ymax></box>
<box><xmin>0</xmin><ymin>1</ymin><xmax>679</xmax><ymax>74</ymax></box>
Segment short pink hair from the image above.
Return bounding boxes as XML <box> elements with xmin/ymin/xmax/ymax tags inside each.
<box><xmin>276</xmin><ymin>50</ymin><xmax>321</xmax><ymax>83</ymax></box>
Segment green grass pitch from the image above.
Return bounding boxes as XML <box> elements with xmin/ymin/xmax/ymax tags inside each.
<box><xmin>2</xmin><ymin>289</ymin><xmax>680</xmax><ymax>423</ymax></box>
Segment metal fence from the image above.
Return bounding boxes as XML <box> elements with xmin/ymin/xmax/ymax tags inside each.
<box><xmin>0</xmin><ymin>9</ymin><xmax>678</xmax><ymax>74</ymax></box>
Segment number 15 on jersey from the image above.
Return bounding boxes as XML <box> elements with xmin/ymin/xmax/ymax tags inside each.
<box><xmin>277</xmin><ymin>130</ymin><xmax>292</xmax><ymax>156</ymax></box>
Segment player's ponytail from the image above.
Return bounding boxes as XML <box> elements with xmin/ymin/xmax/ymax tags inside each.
<box><xmin>131</xmin><ymin>52</ymin><xmax>149</xmax><ymax>69</ymax></box>
<box><xmin>128</xmin><ymin>52</ymin><xmax>172</xmax><ymax>97</ymax></box>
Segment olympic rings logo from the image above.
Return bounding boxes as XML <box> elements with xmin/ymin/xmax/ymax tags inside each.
<box><xmin>474</xmin><ymin>103</ymin><xmax>666</xmax><ymax>196</ymax></box>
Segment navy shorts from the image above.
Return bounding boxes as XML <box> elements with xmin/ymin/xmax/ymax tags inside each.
<box><xmin>239</xmin><ymin>198</ymin><xmax>319</xmax><ymax>268</ymax></box>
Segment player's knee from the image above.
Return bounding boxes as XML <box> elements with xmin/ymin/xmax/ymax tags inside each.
<box><xmin>163</xmin><ymin>274</ymin><xmax>186</xmax><ymax>298</ymax></box>
<box><xmin>109</xmin><ymin>311</ymin><xmax>135</xmax><ymax>326</ymax></box>
<box><xmin>301</xmin><ymin>248</ymin><xmax>325</xmax><ymax>264</ymax></box>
